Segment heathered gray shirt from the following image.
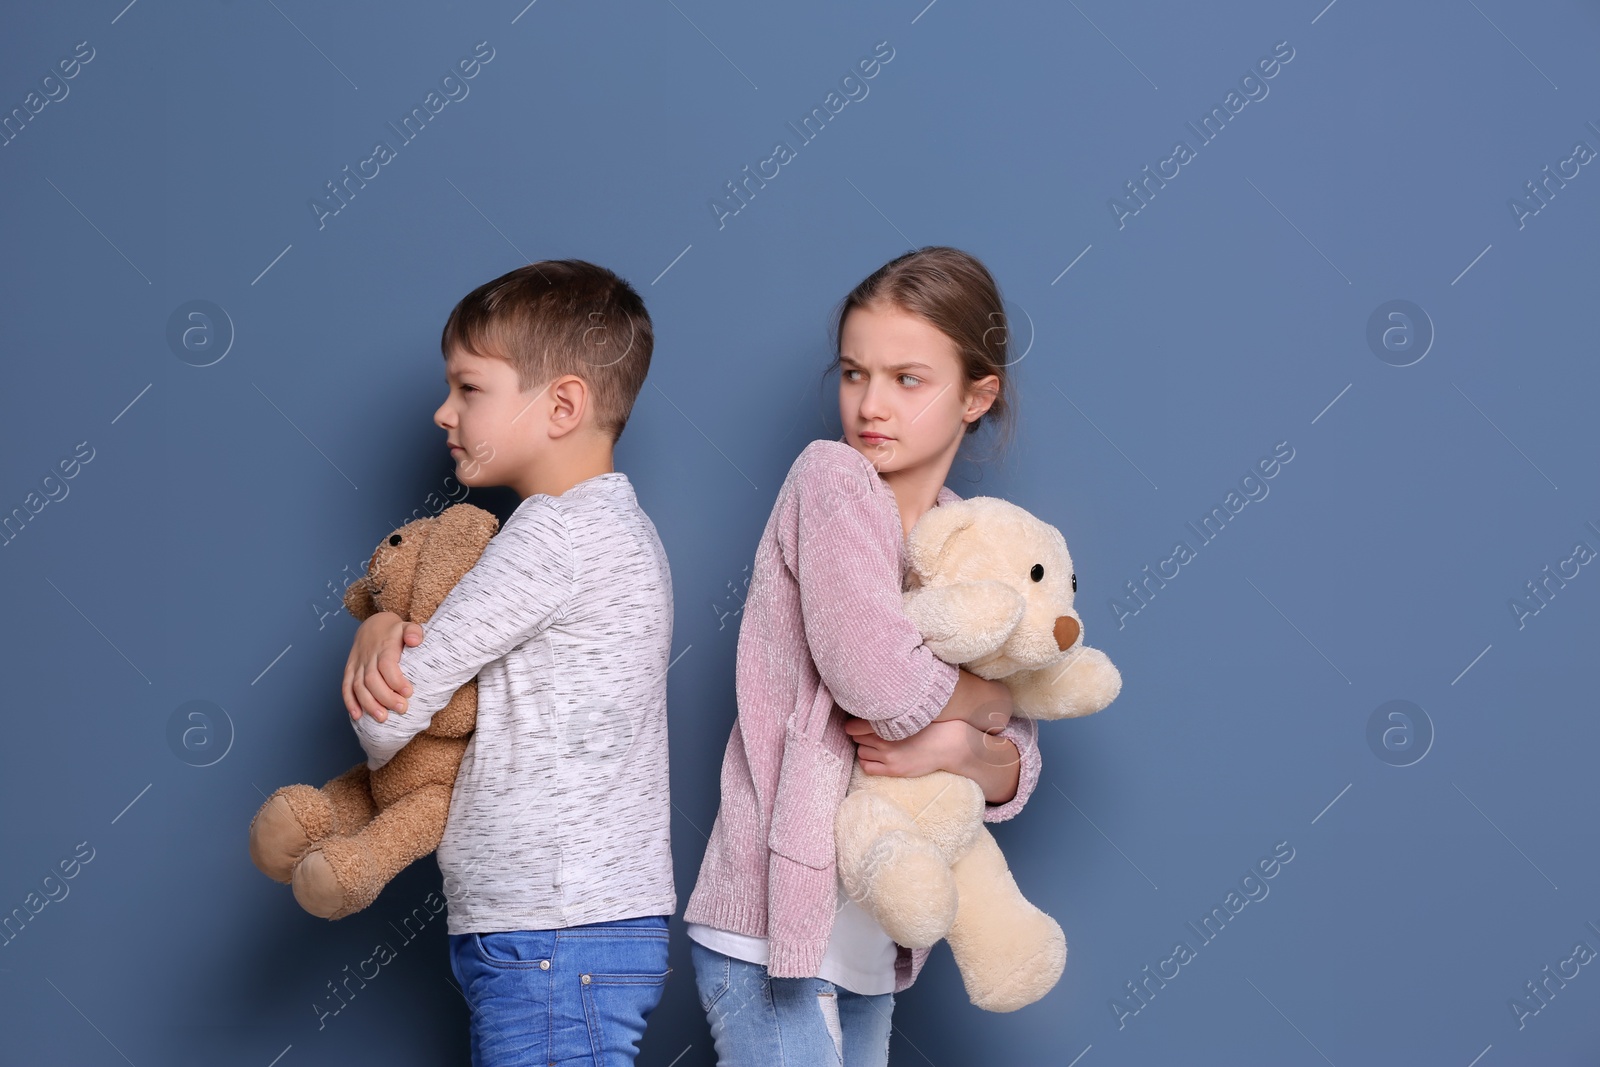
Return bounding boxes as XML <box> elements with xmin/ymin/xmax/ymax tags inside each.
<box><xmin>349</xmin><ymin>471</ymin><xmax>676</xmax><ymax>934</ymax></box>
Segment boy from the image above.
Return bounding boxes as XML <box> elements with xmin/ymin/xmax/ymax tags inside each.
<box><xmin>343</xmin><ymin>260</ymin><xmax>675</xmax><ymax>1066</ymax></box>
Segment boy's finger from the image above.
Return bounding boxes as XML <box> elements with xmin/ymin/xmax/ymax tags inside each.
<box><xmin>379</xmin><ymin>657</ymin><xmax>410</xmax><ymax>707</ymax></box>
<box><xmin>360</xmin><ymin>671</ymin><xmax>397</xmax><ymax>718</ymax></box>
<box><xmin>352</xmin><ymin>677</ymin><xmax>387</xmax><ymax>722</ymax></box>
<box><xmin>363</xmin><ymin>667</ymin><xmax>403</xmax><ymax>713</ymax></box>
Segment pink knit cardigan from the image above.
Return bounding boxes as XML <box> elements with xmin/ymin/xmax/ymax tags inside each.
<box><xmin>682</xmin><ymin>439</ymin><xmax>1042</xmax><ymax>992</ymax></box>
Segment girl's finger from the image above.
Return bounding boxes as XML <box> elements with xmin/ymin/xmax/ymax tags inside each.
<box><xmin>857</xmin><ymin>747</ymin><xmax>890</xmax><ymax>770</ymax></box>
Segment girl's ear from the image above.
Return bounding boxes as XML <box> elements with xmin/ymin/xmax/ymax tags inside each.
<box><xmin>963</xmin><ymin>374</ymin><xmax>1000</xmax><ymax>422</ymax></box>
<box><xmin>904</xmin><ymin>498</ymin><xmax>980</xmax><ymax>584</ymax></box>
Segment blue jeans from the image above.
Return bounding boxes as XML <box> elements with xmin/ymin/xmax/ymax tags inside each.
<box><xmin>689</xmin><ymin>940</ymin><xmax>895</xmax><ymax>1066</ymax></box>
<box><xmin>448</xmin><ymin>915</ymin><xmax>671</xmax><ymax>1067</ymax></box>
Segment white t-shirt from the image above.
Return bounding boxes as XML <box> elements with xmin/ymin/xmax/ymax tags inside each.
<box><xmin>348</xmin><ymin>474</ymin><xmax>676</xmax><ymax>935</ymax></box>
<box><xmin>686</xmin><ymin>875</ymin><xmax>899</xmax><ymax>995</ymax></box>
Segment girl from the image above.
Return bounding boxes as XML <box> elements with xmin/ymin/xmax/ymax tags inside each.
<box><xmin>682</xmin><ymin>247</ymin><xmax>1042</xmax><ymax>1065</ymax></box>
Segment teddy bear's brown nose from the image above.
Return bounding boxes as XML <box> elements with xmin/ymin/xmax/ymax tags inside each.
<box><xmin>1054</xmin><ymin>615</ymin><xmax>1080</xmax><ymax>651</ymax></box>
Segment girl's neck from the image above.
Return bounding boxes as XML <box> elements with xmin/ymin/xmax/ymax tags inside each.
<box><xmin>873</xmin><ymin>444</ymin><xmax>959</xmax><ymax>542</ymax></box>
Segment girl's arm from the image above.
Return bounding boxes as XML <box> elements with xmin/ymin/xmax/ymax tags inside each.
<box><xmin>845</xmin><ymin>712</ymin><xmax>1041</xmax><ymax>820</ymax></box>
<box><xmin>785</xmin><ymin>446</ymin><xmax>963</xmax><ymax>741</ymax></box>
<box><xmin>981</xmin><ymin>716</ymin><xmax>1041</xmax><ymax>823</ymax></box>
<box><xmin>933</xmin><ymin>668</ymin><xmax>1017</xmax><ymax>731</ymax></box>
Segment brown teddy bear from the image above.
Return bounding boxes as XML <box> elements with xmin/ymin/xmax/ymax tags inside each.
<box><xmin>834</xmin><ymin>496</ymin><xmax>1122</xmax><ymax>1012</ymax></box>
<box><xmin>248</xmin><ymin>503</ymin><xmax>500</xmax><ymax>920</ymax></box>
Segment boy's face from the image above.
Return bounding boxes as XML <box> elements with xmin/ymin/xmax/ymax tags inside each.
<box><xmin>837</xmin><ymin>301</ymin><xmax>996</xmax><ymax>475</ymax></box>
<box><xmin>434</xmin><ymin>345</ymin><xmax>551</xmax><ymax>489</ymax></box>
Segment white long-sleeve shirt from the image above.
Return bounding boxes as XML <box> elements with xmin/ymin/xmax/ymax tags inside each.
<box><xmin>350</xmin><ymin>471</ymin><xmax>676</xmax><ymax>933</ymax></box>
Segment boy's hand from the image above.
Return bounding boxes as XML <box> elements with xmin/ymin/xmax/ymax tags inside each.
<box><xmin>343</xmin><ymin>611</ymin><xmax>424</xmax><ymax>722</ymax></box>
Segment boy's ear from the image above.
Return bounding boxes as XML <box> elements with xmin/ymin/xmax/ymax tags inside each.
<box><xmin>408</xmin><ymin>505</ymin><xmax>501</xmax><ymax>622</ymax></box>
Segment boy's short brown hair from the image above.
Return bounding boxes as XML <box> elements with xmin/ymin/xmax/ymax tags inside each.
<box><xmin>441</xmin><ymin>260</ymin><xmax>654</xmax><ymax>442</ymax></box>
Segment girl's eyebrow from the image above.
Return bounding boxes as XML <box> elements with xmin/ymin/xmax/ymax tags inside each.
<box><xmin>840</xmin><ymin>355</ymin><xmax>933</xmax><ymax>372</ymax></box>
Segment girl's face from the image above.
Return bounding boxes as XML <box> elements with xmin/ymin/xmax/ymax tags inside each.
<box><xmin>837</xmin><ymin>301</ymin><xmax>996</xmax><ymax>475</ymax></box>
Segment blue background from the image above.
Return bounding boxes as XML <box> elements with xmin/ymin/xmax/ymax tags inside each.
<box><xmin>2</xmin><ymin>1</ymin><xmax>1597</xmax><ymax>1064</ymax></box>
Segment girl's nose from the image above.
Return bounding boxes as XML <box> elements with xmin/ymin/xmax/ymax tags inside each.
<box><xmin>858</xmin><ymin>382</ymin><xmax>889</xmax><ymax>418</ymax></box>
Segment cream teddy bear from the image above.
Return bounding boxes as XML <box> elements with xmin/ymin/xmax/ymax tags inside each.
<box><xmin>834</xmin><ymin>496</ymin><xmax>1122</xmax><ymax>1012</ymax></box>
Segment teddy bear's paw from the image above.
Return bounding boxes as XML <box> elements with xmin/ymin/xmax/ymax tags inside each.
<box><xmin>1066</xmin><ymin>647</ymin><xmax>1123</xmax><ymax>711</ymax></box>
<box><xmin>291</xmin><ymin>848</ymin><xmax>348</xmax><ymax>919</ymax></box>
<box><xmin>965</xmin><ymin>914</ymin><xmax>1067</xmax><ymax>1013</ymax></box>
<box><xmin>292</xmin><ymin>840</ymin><xmax>381</xmax><ymax>920</ymax></box>
<box><xmin>907</xmin><ymin>581</ymin><xmax>1024</xmax><ymax>665</ymax></box>
<box><xmin>854</xmin><ymin>831</ymin><xmax>959</xmax><ymax>949</ymax></box>
<box><xmin>1020</xmin><ymin>647</ymin><xmax>1122</xmax><ymax>719</ymax></box>
<box><xmin>249</xmin><ymin>793</ymin><xmax>314</xmax><ymax>883</ymax></box>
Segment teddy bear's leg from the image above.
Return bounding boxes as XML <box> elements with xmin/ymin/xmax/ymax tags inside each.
<box><xmin>945</xmin><ymin>827</ymin><xmax>1066</xmax><ymax>1012</ymax></box>
<box><xmin>249</xmin><ymin>765</ymin><xmax>376</xmax><ymax>884</ymax></box>
<box><xmin>291</xmin><ymin>782</ymin><xmax>451</xmax><ymax>920</ymax></box>
<box><xmin>835</xmin><ymin>786</ymin><xmax>958</xmax><ymax>949</ymax></box>
<box><xmin>323</xmin><ymin>764</ymin><xmax>380</xmax><ymax>833</ymax></box>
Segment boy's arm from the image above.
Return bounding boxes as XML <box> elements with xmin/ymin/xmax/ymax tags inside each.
<box><xmin>350</xmin><ymin>501</ymin><xmax>575</xmax><ymax>769</ymax></box>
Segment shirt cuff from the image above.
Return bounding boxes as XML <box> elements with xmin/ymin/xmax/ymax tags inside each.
<box><xmin>349</xmin><ymin>716</ymin><xmax>393</xmax><ymax>771</ymax></box>
<box><xmin>981</xmin><ymin>715</ymin><xmax>1040</xmax><ymax>824</ymax></box>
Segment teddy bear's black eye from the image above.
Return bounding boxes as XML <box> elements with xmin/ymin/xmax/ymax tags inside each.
<box><xmin>1071</xmin><ymin>572</ymin><xmax>1077</xmax><ymax>592</ymax></box>
<box><xmin>389</xmin><ymin>534</ymin><xmax>402</xmax><ymax>546</ymax></box>
<box><xmin>1030</xmin><ymin>564</ymin><xmax>1044</xmax><ymax>582</ymax></box>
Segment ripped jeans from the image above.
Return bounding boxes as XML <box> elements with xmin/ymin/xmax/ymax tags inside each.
<box><xmin>689</xmin><ymin>940</ymin><xmax>894</xmax><ymax>1066</ymax></box>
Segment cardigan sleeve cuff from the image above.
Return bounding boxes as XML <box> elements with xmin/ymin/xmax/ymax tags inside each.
<box><xmin>865</xmin><ymin>659</ymin><xmax>958</xmax><ymax>742</ymax></box>
<box><xmin>981</xmin><ymin>715</ymin><xmax>1040</xmax><ymax>824</ymax></box>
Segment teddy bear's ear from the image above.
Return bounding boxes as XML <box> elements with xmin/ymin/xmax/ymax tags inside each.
<box><xmin>343</xmin><ymin>549</ymin><xmax>380</xmax><ymax>621</ymax></box>
<box><xmin>408</xmin><ymin>504</ymin><xmax>501</xmax><ymax>622</ymax></box>
<box><xmin>905</xmin><ymin>498</ymin><xmax>985</xmax><ymax>584</ymax></box>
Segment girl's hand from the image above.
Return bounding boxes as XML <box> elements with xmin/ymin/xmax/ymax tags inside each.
<box><xmin>844</xmin><ymin>715</ymin><xmax>972</xmax><ymax>778</ymax></box>
<box><xmin>343</xmin><ymin>611</ymin><xmax>423</xmax><ymax>722</ymax></box>
<box><xmin>845</xmin><ymin>715</ymin><xmax>1022</xmax><ymax>804</ymax></box>
<box><xmin>930</xmin><ymin>669</ymin><xmax>1014</xmax><ymax>733</ymax></box>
